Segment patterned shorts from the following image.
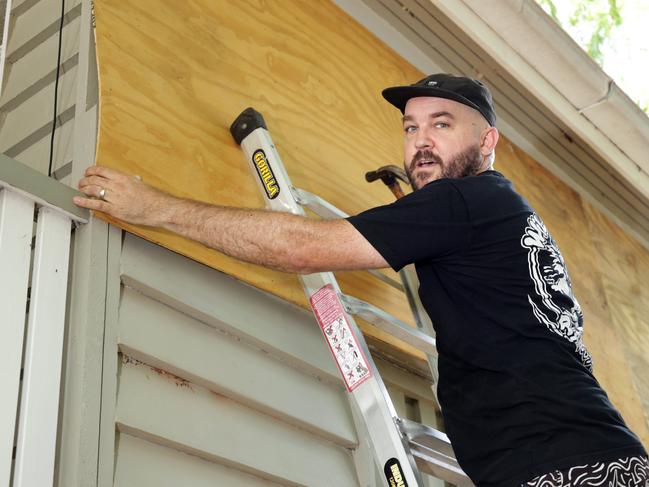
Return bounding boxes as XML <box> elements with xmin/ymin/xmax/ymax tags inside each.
<box><xmin>523</xmin><ymin>456</ymin><xmax>649</xmax><ymax>487</ymax></box>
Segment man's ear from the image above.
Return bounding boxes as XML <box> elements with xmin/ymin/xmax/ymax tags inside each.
<box><xmin>481</xmin><ymin>127</ymin><xmax>499</xmax><ymax>157</ymax></box>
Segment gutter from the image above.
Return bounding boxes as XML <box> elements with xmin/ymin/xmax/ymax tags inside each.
<box><xmin>436</xmin><ymin>0</ymin><xmax>649</xmax><ymax>201</ymax></box>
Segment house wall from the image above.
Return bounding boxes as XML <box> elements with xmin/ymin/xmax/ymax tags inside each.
<box><xmin>88</xmin><ymin>0</ymin><xmax>649</xmax><ymax>445</ymax></box>
<box><xmin>102</xmin><ymin>232</ymin><xmax>443</xmax><ymax>487</ymax></box>
<box><xmin>0</xmin><ymin>0</ymin><xmax>85</xmax><ymax>183</ymax></box>
<box><xmin>498</xmin><ymin>139</ymin><xmax>649</xmax><ymax>447</ymax></box>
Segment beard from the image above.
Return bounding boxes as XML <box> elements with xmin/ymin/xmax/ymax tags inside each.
<box><xmin>405</xmin><ymin>144</ymin><xmax>484</xmax><ymax>190</ymax></box>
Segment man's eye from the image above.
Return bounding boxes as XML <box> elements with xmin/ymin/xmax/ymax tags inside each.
<box><xmin>404</xmin><ymin>126</ymin><xmax>417</xmax><ymax>134</ymax></box>
<box><xmin>435</xmin><ymin>122</ymin><xmax>449</xmax><ymax>128</ymax></box>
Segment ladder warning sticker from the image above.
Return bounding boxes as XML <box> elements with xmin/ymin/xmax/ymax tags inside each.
<box><xmin>309</xmin><ymin>284</ymin><xmax>372</xmax><ymax>392</ymax></box>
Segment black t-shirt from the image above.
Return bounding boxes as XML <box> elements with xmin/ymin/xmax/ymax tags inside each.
<box><xmin>346</xmin><ymin>170</ymin><xmax>645</xmax><ymax>486</ymax></box>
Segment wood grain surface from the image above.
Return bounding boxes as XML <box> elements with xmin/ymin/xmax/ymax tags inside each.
<box><xmin>92</xmin><ymin>0</ymin><xmax>419</xmax><ymax>355</ymax></box>
<box><xmin>581</xmin><ymin>200</ymin><xmax>649</xmax><ymax>445</ymax></box>
<box><xmin>93</xmin><ymin>0</ymin><xmax>648</xmax><ymax>439</ymax></box>
<box><xmin>499</xmin><ymin>141</ymin><xmax>649</xmax><ymax>445</ymax></box>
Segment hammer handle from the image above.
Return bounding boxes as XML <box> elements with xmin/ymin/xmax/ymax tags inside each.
<box><xmin>388</xmin><ymin>182</ymin><xmax>406</xmax><ymax>200</ymax></box>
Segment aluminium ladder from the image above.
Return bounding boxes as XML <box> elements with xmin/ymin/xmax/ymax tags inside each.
<box><xmin>230</xmin><ymin>108</ymin><xmax>473</xmax><ymax>487</ymax></box>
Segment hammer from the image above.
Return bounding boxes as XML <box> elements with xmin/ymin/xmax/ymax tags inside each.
<box><xmin>365</xmin><ymin>165</ymin><xmax>409</xmax><ymax>200</ymax></box>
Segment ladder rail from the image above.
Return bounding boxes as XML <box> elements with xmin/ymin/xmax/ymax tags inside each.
<box><xmin>339</xmin><ymin>294</ymin><xmax>437</xmax><ymax>357</ymax></box>
<box><xmin>399</xmin><ymin>266</ymin><xmax>441</xmax><ymax>407</ymax></box>
<box><xmin>293</xmin><ymin>186</ymin><xmax>405</xmax><ymax>292</ymax></box>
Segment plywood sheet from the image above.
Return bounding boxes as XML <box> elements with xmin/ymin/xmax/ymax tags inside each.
<box><xmin>497</xmin><ymin>140</ymin><xmax>649</xmax><ymax>445</ymax></box>
<box><xmin>92</xmin><ymin>0</ymin><xmax>424</xmax><ymax>356</ymax></box>
<box><xmin>581</xmin><ymin>200</ymin><xmax>649</xmax><ymax>446</ymax></box>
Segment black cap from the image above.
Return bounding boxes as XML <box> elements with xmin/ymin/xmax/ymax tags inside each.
<box><xmin>382</xmin><ymin>74</ymin><xmax>496</xmax><ymax>126</ymax></box>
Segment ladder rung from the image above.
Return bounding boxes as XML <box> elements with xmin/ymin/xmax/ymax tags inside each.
<box><xmin>293</xmin><ymin>187</ymin><xmax>405</xmax><ymax>292</ymax></box>
<box><xmin>339</xmin><ymin>294</ymin><xmax>437</xmax><ymax>356</ymax></box>
<box><xmin>367</xmin><ymin>269</ymin><xmax>404</xmax><ymax>292</ymax></box>
<box><xmin>397</xmin><ymin>418</ymin><xmax>473</xmax><ymax>486</ymax></box>
<box><xmin>292</xmin><ymin>187</ymin><xmax>349</xmax><ymax>218</ymax></box>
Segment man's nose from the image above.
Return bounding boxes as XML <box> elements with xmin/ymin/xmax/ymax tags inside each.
<box><xmin>414</xmin><ymin>127</ymin><xmax>433</xmax><ymax>149</ymax></box>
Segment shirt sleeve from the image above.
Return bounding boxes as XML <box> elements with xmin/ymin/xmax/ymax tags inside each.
<box><xmin>346</xmin><ymin>180</ymin><xmax>472</xmax><ymax>271</ymax></box>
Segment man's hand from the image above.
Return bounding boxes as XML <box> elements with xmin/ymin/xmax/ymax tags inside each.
<box><xmin>73</xmin><ymin>165</ymin><xmax>175</xmax><ymax>227</ymax></box>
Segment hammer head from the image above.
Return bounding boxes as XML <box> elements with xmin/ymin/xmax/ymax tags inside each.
<box><xmin>365</xmin><ymin>165</ymin><xmax>409</xmax><ymax>185</ymax></box>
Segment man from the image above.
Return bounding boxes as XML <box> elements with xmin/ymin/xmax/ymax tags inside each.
<box><xmin>74</xmin><ymin>74</ymin><xmax>647</xmax><ymax>486</ymax></box>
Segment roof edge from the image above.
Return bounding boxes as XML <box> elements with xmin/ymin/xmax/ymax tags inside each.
<box><xmin>440</xmin><ymin>0</ymin><xmax>649</xmax><ymax>201</ymax></box>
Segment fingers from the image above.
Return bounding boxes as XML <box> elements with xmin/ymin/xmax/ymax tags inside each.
<box><xmin>78</xmin><ymin>175</ymin><xmax>111</xmax><ymax>191</ymax></box>
<box><xmin>79</xmin><ymin>166</ymin><xmax>143</xmax><ymax>190</ymax></box>
<box><xmin>72</xmin><ymin>195</ymin><xmax>110</xmax><ymax>212</ymax></box>
<box><xmin>77</xmin><ymin>184</ymin><xmax>106</xmax><ymax>199</ymax></box>
<box><xmin>84</xmin><ymin>165</ymin><xmax>121</xmax><ymax>178</ymax></box>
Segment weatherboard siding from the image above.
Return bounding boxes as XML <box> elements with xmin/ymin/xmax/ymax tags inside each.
<box><xmin>112</xmin><ymin>233</ymin><xmax>443</xmax><ymax>486</ymax></box>
<box><xmin>0</xmin><ymin>0</ymin><xmax>83</xmax><ymax>183</ymax></box>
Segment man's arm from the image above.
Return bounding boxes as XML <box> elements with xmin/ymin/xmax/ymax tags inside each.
<box><xmin>73</xmin><ymin>165</ymin><xmax>388</xmax><ymax>274</ymax></box>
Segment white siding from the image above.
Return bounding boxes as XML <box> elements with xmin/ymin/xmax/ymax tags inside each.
<box><xmin>115</xmin><ymin>434</ymin><xmax>284</xmax><ymax>487</ymax></box>
<box><xmin>108</xmin><ymin>233</ymin><xmax>445</xmax><ymax>486</ymax></box>
<box><xmin>111</xmin><ymin>233</ymin><xmax>360</xmax><ymax>486</ymax></box>
<box><xmin>0</xmin><ymin>0</ymin><xmax>84</xmax><ymax>184</ymax></box>
<box><xmin>118</xmin><ymin>288</ymin><xmax>355</xmax><ymax>446</ymax></box>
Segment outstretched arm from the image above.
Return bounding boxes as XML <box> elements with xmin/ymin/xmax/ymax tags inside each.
<box><xmin>73</xmin><ymin>165</ymin><xmax>387</xmax><ymax>274</ymax></box>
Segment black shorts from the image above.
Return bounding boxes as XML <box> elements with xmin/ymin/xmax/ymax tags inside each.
<box><xmin>523</xmin><ymin>456</ymin><xmax>649</xmax><ymax>487</ymax></box>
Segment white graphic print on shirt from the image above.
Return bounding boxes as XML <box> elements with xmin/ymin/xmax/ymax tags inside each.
<box><xmin>521</xmin><ymin>214</ymin><xmax>593</xmax><ymax>371</ymax></box>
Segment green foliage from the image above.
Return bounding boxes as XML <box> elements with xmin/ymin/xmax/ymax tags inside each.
<box><xmin>568</xmin><ymin>0</ymin><xmax>622</xmax><ymax>64</ymax></box>
<box><xmin>535</xmin><ymin>0</ymin><xmax>622</xmax><ymax>66</ymax></box>
<box><xmin>536</xmin><ymin>0</ymin><xmax>559</xmax><ymax>21</ymax></box>
<box><xmin>535</xmin><ymin>0</ymin><xmax>648</xmax><ymax>115</ymax></box>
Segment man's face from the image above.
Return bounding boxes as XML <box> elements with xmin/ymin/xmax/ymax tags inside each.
<box><xmin>402</xmin><ymin>97</ymin><xmax>489</xmax><ymax>190</ymax></box>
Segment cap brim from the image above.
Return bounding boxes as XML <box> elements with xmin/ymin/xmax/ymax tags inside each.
<box><xmin>382</xmin><ymin>85</ymin><xmax>487</xmax><ymax>122</ymax></box>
